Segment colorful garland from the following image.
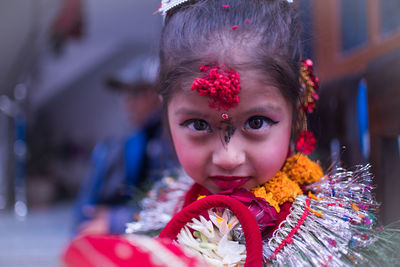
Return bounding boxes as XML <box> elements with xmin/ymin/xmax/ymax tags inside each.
<box><xmin>253</xmin><ymin>153</ymin><xmax>323</xmax><ymax>212</ymax></box>
<box><xmin>125</xmin><ymin>161</ymin><xmax>400</xmax><ymax>266</ymax></box>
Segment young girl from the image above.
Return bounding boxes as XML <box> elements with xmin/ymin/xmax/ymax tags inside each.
<box><xmin>64</xmin><ymin>0</ymin><xmax>399</xmax><ymax>266</ymax></box>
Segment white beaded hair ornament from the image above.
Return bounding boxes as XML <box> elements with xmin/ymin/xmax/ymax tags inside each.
<box><xmin>156</xmin><ymin>0</ymin><xmax>293</xmax><ymax>18</ymax></box>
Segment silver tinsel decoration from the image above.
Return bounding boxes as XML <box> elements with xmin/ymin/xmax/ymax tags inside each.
<box><xmin>125</xmin><ymin>171</ymin><xmax>193</xmax><ymax>235</ymax></box>
<box><xmin>126</xmin><ymin>165</ymin><xmax>400</xmax><ymax>266</ymax></box>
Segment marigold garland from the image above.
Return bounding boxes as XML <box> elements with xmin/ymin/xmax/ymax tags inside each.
<box><xmin>282</xmin><ymin>153</ymin><xmax>323</xmax><ymax>185</ymax></box>
<box><xmin>253</xmin><ymin>172</ymin><xmax>302</xmax><ymax>213</ymax></box>
<box><xmin>253</xmin><ymin>154</ymin><xmax>324</xmax><ymax>212</ymax></box>
<box><xmin>252</xmin><ymin>187</ymin><xmax>280</xmax><ymax>212</ymax></box>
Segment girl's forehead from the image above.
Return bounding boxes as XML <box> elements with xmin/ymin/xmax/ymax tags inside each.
<box><xmin>171</xmin><ymin>80</ymin><xmax>290</xmax><ymax>113</ymax></box>
<box><xmin>167</xmin><ymin>65</ymin><xmax>293</xmax><ymax>118</ymax></box>
<box><xmin>180</xmin><ymin>67</ymin><xmax>279</xmax><ymax>92</ymax></box>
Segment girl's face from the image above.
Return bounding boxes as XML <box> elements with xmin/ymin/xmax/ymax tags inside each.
<box><xmin>168</xmin><ymin>72</ymin><xmax>293</xmax><ymax>194</ymax></box>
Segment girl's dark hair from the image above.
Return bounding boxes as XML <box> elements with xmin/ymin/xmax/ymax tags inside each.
<box><xmin>158</xmin><ymin>0</ymin><xmax>304</xmax><ymax>135</ymax></box>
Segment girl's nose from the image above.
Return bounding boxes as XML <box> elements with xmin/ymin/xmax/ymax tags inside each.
<box><xmin>212</xmin><ymin>142</ymin><xmax>246</xmax><ymax>171</ymax></box>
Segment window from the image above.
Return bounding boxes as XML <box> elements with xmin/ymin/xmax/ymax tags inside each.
<box><xmin>340</xmin><ymin>0</ymin><xmax>368</xmax><ymax>52</ymax></box>
<box><xmin>313</xmin><ymin>0</ymin><xmax>400</xmax><ymax>82</ymax></box>
<box><xmin>380</xmin><ymin>0</ymin><xmax>400</xmax><ymax>36</ymax></box>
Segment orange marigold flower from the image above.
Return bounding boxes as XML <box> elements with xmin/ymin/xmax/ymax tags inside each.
<box><xmin>250</xmin><ymin>154</ymin><xmax>324</xmax><ymax>213</ymax></box>
<box><xmin>283</xmin><ymin>153</ymin><xmax>323</xmax><ymax>185</ymax></box>
<box><xmin>263</xmin><ymin>171</ymin><xmax>303</xmax><ymax>205</ymax></box>
<box><xmin>253</xmin><ymin>187</ymin><xmax>280</xmax><ymax>213</ymax></box>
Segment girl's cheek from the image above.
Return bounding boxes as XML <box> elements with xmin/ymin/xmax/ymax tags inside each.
<box><xmin>254</xmin><ymin>131</ymin><xmax>291</xmax><ymax>184</ymax></box>
<box><xmin>173</xmin><ymin>137</ymin><xmax>187</xmax><ymax>162</ymax></box>
<box><xmin>171</xmin><ymin>130</ymin><xmax>199</xmax><ymax>169</ymax></box>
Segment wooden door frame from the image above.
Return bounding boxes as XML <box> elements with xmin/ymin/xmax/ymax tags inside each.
<box><xmin>312</xmin><ymin>0</ymin><xmax>400</xmax><ymax>83</ymax></box>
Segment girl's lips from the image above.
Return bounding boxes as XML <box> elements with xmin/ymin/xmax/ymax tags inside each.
<box><xmin>210</xmin><ymin>176</ymin><xmax>251</xmax><ymax>190</ymax></box>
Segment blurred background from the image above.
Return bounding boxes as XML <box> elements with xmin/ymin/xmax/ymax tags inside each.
<box><xmin>0</xmin><ymin>0</ymin><xmax>162</xmax><ymax>266</ymax></box>
<box><xmin>0</xmin><ymin>0</ymin><xmax>399</xmax><ymax>266</ymax></box>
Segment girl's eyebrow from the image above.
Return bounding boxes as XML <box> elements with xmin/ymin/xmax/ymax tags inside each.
<box><xmin>244</xmin><ymin>104</ymin><xmax>283</xmax><ymax>115</ymax></box>
<box><xmin>174</xmin><ymin>107</ymin><xmax>210</xmax><ymax>118</ymax></box>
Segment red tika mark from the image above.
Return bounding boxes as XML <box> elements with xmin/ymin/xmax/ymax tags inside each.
<box><xmin>191</xmin><ymin>65</ymin><xmax>241</xmax><ymax>110</ymax></box>
<box><xmin>232</xmin><ymin>25</ymin><xmax>238</xmax><ymax>30</ymax></box>
<box><xmin>269</xmin><ymin>198</ymin><xmax>311</xmax><ymax>260</ymax></box>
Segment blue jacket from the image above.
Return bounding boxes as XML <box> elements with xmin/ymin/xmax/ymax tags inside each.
<box><xmin>72</xmin><ymin>117</ymin><xmax>176</xmax><ymax>234</ymax></box>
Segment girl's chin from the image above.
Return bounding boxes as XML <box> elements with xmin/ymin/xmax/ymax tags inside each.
<box><xmin>205</xmin><ymin>179</ymin><xmax>257</xmax><ymax>194</ymax></box>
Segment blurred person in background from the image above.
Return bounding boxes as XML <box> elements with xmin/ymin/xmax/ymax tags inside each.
<box><xmin>72</xmin><ymin>54</ymin><xmax>176</xmax><ymax>235</ymax></box>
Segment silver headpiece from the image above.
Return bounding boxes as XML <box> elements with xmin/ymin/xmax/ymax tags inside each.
<box><xmin>156</xmin><ymin>0</ymin><xmax>189</xmax><ymax>17</ymax></box>
<box><xmin>156</xmin><ymin>0</ymin><xmax>293</xmax><ymax>18</ymax></box>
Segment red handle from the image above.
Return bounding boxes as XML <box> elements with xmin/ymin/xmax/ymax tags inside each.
<box><xmin>158</xmin><ymin>195</ymin><xmax>263</xmax><ymax>267</ymax></box>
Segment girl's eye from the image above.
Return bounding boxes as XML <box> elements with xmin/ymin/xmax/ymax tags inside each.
<box><xmin>180</xmin><ymin>119</ymin><xmax>211</xmax><ymax>132</ymax></box>
<box><xmin>244</xmin><ymin>116</ymin><xmax>278</xmax><ymax>130</ymax></box>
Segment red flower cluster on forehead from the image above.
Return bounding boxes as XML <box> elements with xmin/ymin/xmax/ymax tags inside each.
<box><xmin>191</xmin><ymin>65</ymin><xmax>241</xmax><ymax>110</ymax></box>
<box><xmin>299</xmin><ymin>59</ymin><xmax>319</xmax><ymax>114</ymax></box>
